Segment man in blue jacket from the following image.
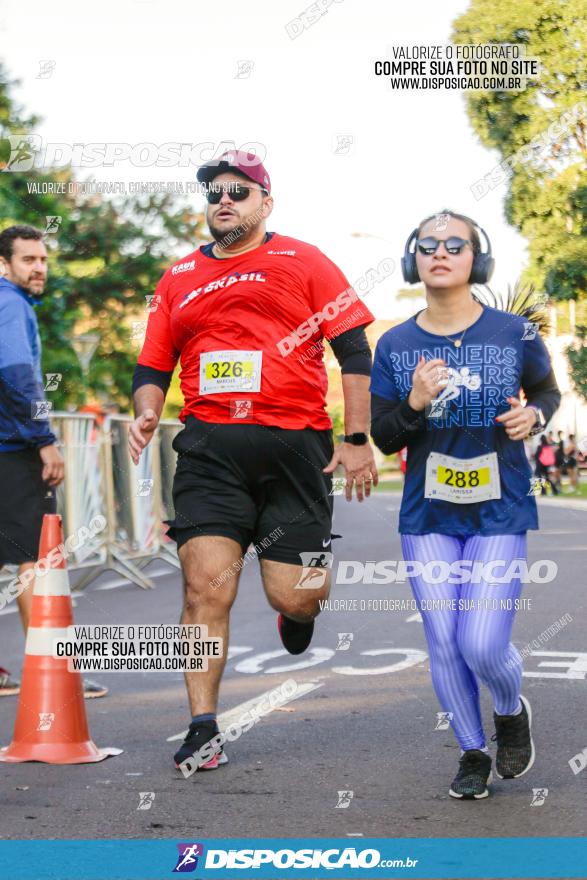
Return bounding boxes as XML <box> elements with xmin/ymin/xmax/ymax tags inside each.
<box><xmin>0</xmin><ymin>225</ymin><xmax>106</xmax><ymax>699</ymax></box>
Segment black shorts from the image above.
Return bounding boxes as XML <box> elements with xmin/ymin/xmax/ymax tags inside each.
<box><xmin>169</xmin><ymin>416</ymin><xmax>335</xmax><ymax>566</ymax></box>
<box><xmin>0</xmin><ymin>448</ymin><xmax>57</xmax><ymax>567</ymax></box>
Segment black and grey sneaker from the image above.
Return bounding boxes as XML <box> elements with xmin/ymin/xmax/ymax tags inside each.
<box><xmin>173</xmin><ymin>720</ymin><xmax>222</xmax><ymax>771</ymax></box>
<box><xmin>0</xmin><ymin>667</ymin><xmax>20</xmax><ymax>697</ymax></box>
<box><xmin>492</xmin><ymin>694</ymin><xmax>535</xmax><ymax>779</ymax></box>
<box><xmin>277</xmin><ymin>613</ymin><xmax>314</xmax><ymax>655</ymax></box>
<box><xmin>449</xmin><ymin>749</ymin><xmax>493</xmax><ymax>799</ymax></box>
<box><xmin>83</xmin><ymin>678</ymin><xmax>108</xmax><ymax>699</ymax></box>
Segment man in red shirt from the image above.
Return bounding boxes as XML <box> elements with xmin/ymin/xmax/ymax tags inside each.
<box><xmin>129</xmin><ymin>150</ymin><xmax>378</xmax><ymax>771</ymax></box>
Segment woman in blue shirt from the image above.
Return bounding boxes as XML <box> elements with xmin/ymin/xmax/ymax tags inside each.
<box><xmin>370</xmin><ymin>210</ymin><xmax>560</xmax><ymax>799</ymax></box>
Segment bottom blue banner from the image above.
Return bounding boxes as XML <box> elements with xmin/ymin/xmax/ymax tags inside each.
<box><xmin>0</xmin><ymin>838</ymin><xmax>585</xmax><ymax>879</ymax></box>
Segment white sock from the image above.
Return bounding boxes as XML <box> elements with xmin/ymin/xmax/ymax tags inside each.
<box><xmin>461</xmin><ymin>746</ymin><xmax>489</xmax><ymax>755</ymax></box>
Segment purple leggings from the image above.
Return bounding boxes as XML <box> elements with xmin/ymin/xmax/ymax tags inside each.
<box><xmin>401</xmin><ymin>533</ymin><xmax>526</xmax><ymax>750</ymax></box>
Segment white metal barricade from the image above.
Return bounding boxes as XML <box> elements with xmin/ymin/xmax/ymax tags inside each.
<box><xmin>0</xmin><ymin>413</ymin><xmax>182</xmax><ymax>592</ymax></box>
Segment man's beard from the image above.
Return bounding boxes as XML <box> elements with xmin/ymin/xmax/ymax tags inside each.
<box><xmin>208</xmin><ymin>214</ymin><xmax>260</xmax><ymax>250</ymax></box>
<box><xmin>24</xmin><ymin>279</ymin><xmax>46</xmax><ymax>295</ymax></box>
<box><xmin>4</xmin><ymin>273</ymin><xmax>44</xmax><ymax>295</ymax></box>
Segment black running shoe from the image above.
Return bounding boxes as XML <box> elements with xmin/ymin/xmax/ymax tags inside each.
<box><xmin>277</xmin><ymin>613</ymin><xmax>314</xmax><ymax>655</ymax></box>
<box><xmin>449</xmin><ymin>749</ymin><xmax>492</xmax><ymax>799</ymax></box>
<box><xmin>173</xmin><ymin>720</ymin><xmax>222</xmax><ymax>771</ymax></box>
<box><xmin>492</xmin><ymin>694</ymin><xmax>535</xmax><ymax>779</ymax></box>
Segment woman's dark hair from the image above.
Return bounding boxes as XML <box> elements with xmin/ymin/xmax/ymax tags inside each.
<box><xmin>0</xmin><ymin>225</ymin><xmax>44</xmax><ymax>261</ymax></box>
<box><xmin>417</xmin><ymin>209</ymin><xmax>481</xmax><ymax>254</ymax></box>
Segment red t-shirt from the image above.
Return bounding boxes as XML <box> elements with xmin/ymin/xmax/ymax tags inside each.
<box><xmin>137</xmin><ymin>232</ymin><xmax>374</xmax><ymax>429</ymax></box>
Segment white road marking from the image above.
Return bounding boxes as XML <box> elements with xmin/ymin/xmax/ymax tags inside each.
<box><xmin>523</xmin><ymin>651</ymin><xmax>587</xmax><ymax>680</ymax></box>
<box><xmin>539</xmin><ymin>529</ymin><xmax>585</xmax><ymax>534</ymax></box>
<box><xmin>227</xmin><ymin>645</ymin><xmax>253</xmax><ymax>660</ymax></box>
<box><xmin>166</xmin><ymin>678</ymin><xmax>324</xmax><ymax>742</ymax></box>
<box><xmin>537</xmin><ymin>498</ymin><xmax>587</xmax><ymax>512</ymax></box>
<box><xmin>333</xmin><ymin>647</ymin><xmax>428</xmax><ymax>676</ymax></box>
<box><xmin>235</xmin><ymin>647</ymin><xmax>334</xmax><ymax>675</ymax></box>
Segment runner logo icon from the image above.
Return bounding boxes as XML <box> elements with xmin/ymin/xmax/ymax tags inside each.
<box><xmin>335</xmin><ymin>790</ymin><xmax>354</xmax><ymax>808</ymax></box>
<box><xmin>295</xmin><ymin>551</ymin><xmax>333</xmax><ymax>589</ymax></box>
<box><xmin>427</xmin><ymin>366</ymin><xmax>481</xmax><ymax>419</ymax></box>
<box><xmin>530</xmin><ymin>787</ymin><xmax>549</xmax><ymax>806</ymax></box>
<box><xmin>336</xmin><ymin>632</ymin><xmax>354</xmax><ymax>651</ymax></box>
<box><xmin>231</xmin><ymin>399</ymin><xmax>252</xmax><ymax>419</ymax></box>
<box><xmin>173</xmin><ymin>843</ymin><xmax>204</xmax><ymax>873</ymax></box>
<box><xmin>435</xmin><ymin>711</ymin><xmax>453</xmax><ymax>730</ymax></box>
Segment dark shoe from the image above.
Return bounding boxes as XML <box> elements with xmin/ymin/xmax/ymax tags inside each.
<box><xmin>174</xmin><ymin>720</ymin><xmax>222</xmax><ymax>771</ymax></box>
<box><xmin>492</xmin><ymin>695</ymin><xmax>534</xmax><ymax>779</ymax></box>
<box><xmin>278</xmin><ymin>613</ymin><xmax>314</xmax><ymax>655</ymax></box>
<box><xmin>0</xmin><ymin>667</ymin><xmax>20</xmax><ymax>697</ymax></box>
<box><xmin>83</xmin><ymin>679</ymin><xmax>109</xmax><ymax>699</ymax></box>
<box><xmin>449</xmin><ymin>749</ymin><xmax>492</xmax><ymax>799</ymax></box>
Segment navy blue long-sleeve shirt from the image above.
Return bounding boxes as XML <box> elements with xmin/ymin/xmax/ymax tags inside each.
<box><xmin>0</xmin><ymin>278</ymin><xmax>56</xmax><ymax>451</ymax></box>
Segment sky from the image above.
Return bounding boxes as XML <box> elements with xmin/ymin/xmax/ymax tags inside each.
<box><xmin>0</xmin><ymin>0</ymin><xmax>528</xmax><ymax>319</ymax></box>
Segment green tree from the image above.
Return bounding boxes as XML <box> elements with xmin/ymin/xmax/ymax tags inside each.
<box><xmin>49</xmin><ymin>192</ymin><xmax>205</xmax><ymax>409</ymax></box>
<box><xmin>567</xmin><ymin>326</ymin><xmax>587</xmax><ymax>403</ymax></box>
<box><xmin>1</xmin><ymin>60</ymin><xmax>205</xmax><ymax>412</ymax></box>
<box><xmin>452</xmin><ymin>0</ymin><xmax>587</xmax><ymax>398</ymax></box>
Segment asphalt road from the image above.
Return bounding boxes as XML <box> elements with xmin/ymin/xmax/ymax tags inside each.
<box><xmin>1</xmin><ymin>495</ymin><xmax>586</xmax><ymax>850</ymax></box>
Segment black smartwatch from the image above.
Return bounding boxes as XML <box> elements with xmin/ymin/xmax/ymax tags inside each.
<box><xmin>528</xmin><ymin>406</ymin><xmax>546</xmax><ymax>437</ymax></box>
<box><xmin>343</xmin><ymin>432</ymin><xmax>369</xmax><ymax>446</ymax></box>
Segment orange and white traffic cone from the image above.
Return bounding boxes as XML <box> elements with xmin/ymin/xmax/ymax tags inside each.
<box><xmin>0</xmin><ymin>514</ymin><xmax>121</xmax><ymax>764</ymax></box>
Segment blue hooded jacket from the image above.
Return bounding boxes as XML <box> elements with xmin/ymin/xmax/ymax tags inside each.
<box><xmin>0</xmin><ymin>277</ymin><xmax>57</xmax><ymax>451</ymax></box>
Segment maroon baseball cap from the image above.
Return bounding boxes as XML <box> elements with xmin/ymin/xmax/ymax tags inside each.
<box><xmin>197</xmin><ymin>149</ymin><xmax>271</xmax><ymax>194</ymax></box>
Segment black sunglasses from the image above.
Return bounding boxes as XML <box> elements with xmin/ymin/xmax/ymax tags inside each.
<box><xmin>417</xmin><ymin>236</ymin><xmax>472</xmax><ymax>256</ymax></box>
<box><xmin>205</xmin><ymin>182</ymin><xmax>268</xmax><ymax>204</ymax></box>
